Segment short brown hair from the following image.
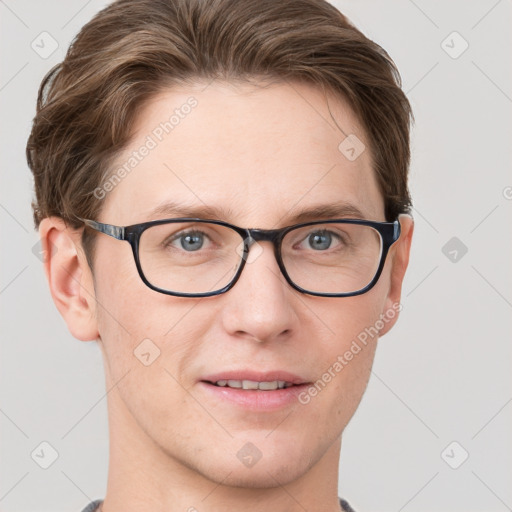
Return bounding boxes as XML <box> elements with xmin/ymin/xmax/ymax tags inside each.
<box><xmin>26</xmin><ymin>0</ymin><xmax>413</xmax><ymax>266</ymax></box>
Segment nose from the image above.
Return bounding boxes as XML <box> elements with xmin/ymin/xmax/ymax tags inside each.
<box><xmin>219</xmin><ymin>240</ymin><xmax>298</xmax><ymax>343</ymax></box>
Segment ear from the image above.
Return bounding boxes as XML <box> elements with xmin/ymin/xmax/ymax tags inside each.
<box><xmin>38</xmin><ymin>217</ymin><xmax>99</xmax><ymax>342</ymax></box>
<box><xmin>379</xmin><ymin>214</ymin><xmax>414</xmax><ymax>337</ymax></box>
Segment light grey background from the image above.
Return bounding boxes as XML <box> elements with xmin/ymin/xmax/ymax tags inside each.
<box><xmin>1</xmin><ymin>1</ymin><xmax>511</xmax><ymax>511</ymax></box>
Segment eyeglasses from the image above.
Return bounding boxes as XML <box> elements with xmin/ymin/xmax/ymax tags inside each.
<box><xmin>79</xmin><ymin>217</ymin><xmax>401</xmax><ymax>298</ymax></box>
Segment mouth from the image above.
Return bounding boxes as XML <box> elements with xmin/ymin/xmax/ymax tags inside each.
<box><xmin>198</xmin><ymin>371</ymin><xmax>311</xmax><ymax>410</ymax></box>
<box><xmin>206</xmin><ymin>379</ymin><xmax>296</xmax><ymax>390</ymax></box>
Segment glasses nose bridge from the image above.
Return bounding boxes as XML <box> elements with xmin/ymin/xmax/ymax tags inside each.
<box><xmin>245</xmin><ymin>227</ymin><xmax>283</xmax><ymax>252</ymax></box>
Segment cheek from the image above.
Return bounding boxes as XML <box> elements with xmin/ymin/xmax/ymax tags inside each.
<box><xmin>94</xmin><ymin>256</ymin><xmax>214</xmax><ymax>392</ymax></box>
<box><xmin>94</xmin><ymin>244</ymin><xmax>184</xmax><ymax>342</ymax></box>
<box><xmin>93</xmin><ymin>278</ymin><xmax>202</xmax><ymax>428</ymax></box>
<box><xmin>93</xmin><ymin>251</ymin><xmax>159</xmax><ymax>375</ymax></box>
<box><xmin>316</xmin><ymin>290</ymin><xmax>385</xmax><ymax>356</ymax></box>
<box><xmin>301</xmin><ymin>291</ymin><xmax>385</xmax><ymax>419</ymax></box>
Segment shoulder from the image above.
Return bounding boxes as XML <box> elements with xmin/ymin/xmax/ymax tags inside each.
<box><xmin>80</xmin><ymin>499</ymin><xmax>103</xmax><ymax>512</ymax></box>
<box><xmin>340</xmin><ymin>497</ymin><xmax>357</xmax><ymax>512</ymax></box>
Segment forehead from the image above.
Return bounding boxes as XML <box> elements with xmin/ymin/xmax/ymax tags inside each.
<box><xmin>101</xmin><ymin>80</ymin><xmax>384</xmax><ymax>226</ymax></box>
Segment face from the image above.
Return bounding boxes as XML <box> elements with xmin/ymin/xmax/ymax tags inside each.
<box><xmin>57</xmin><ymin>80</ymin><xmax>411</xmax><ymax>488</ymax></box>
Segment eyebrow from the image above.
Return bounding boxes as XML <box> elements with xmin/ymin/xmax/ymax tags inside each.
<box><xmin>145</xmin><ymin>200</ymin><xmax>368</xmax><ymax>225</ymax></box>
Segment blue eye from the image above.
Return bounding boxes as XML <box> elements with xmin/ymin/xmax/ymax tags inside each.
<box><xmin>307</xmin><ymin>230</ymin><xmax>334</xmax><ymax>250</ymax></box>
<box><xmin>178</xmin><ymin>232</ymin><xmax>205</xmax><ymax>251</ymax></box>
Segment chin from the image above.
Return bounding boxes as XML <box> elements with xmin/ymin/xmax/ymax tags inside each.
<box><xmin>204</xmin><ymin>458</ymin><xmax>312</xmax><ymax>489</ymax></box>
<box><xmin>189</xmin><ymin>436</ymin><xmax>320</xmax><ymax>489</ymax></box>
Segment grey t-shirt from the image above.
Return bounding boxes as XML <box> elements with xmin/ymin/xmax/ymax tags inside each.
<box><xmin>81</xmin><ymin>497</ymin><xmax>356</xmax><ymax>511</ymax></box>
<box><xmin>80</xmin><ymin>501</ymin><xmax>103</xmax><ymax>512</ymax></box>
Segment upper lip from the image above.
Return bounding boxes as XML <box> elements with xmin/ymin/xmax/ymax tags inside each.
<box><xmin>201</xmin><ymin>370</ymin><xmax>309</xmax><ymax>385</ymax></box>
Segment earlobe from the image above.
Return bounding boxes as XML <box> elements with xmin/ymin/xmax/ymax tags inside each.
<box><xmin>38</xmin><ymin>217</ymin><xmax>99</xmax><ymax>342</ymax></box>
<box><xmin>379</xmin><ymin>214</ymin><xmax>414</xmax><ymax>337</ymax></box>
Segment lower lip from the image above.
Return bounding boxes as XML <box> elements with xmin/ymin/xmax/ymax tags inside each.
<box><xmin>198</xmin><ymin>381</ymin><xmax>311</xmax><ymax>411</ymax></box>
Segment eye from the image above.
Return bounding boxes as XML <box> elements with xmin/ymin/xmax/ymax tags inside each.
<box><xmin>168</xmin><ymin>230</ymin><xmax>208</xmax><ymax>251</ymax></box>
<box><xmin>309</xmin><ymin>230</ymin><xmax>334</xmax><ymax>250</ymax></box>
<box><xmin>299</xmin><ymin>229</ymin><xmax>343</xmax><ymax>251</ymax></box>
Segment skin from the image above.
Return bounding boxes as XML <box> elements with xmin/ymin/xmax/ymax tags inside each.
<box><xmin>39</xmin><ymin>80</ymin><xmax>413</xmax><ymax>512</ymax></box>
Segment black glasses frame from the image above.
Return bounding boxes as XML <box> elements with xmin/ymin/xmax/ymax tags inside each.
<box><xmin>79</xmin><ymin>217</ymin><xmax>401</xmax><ymax>298</ymax></box>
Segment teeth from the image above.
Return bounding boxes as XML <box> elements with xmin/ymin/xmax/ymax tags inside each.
<box><xmin>214</xmin><ymin>379</ymin><xmax>294</xmax><ymax>390</ymax></box>
<box><xmin>256</xmin><ymin>380</ymin><xmax>277</xmax><ymax>390</ymax></box>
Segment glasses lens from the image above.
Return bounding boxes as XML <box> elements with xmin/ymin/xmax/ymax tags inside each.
<box><xmin>138</xmin><ymin>221</ymin><xmax>244</xmax><ymax>294</ymax></box>
<box><xmin>281</xmin><ymin>222</ymin><xmax>383</xmax><ymax>294</ymax></box>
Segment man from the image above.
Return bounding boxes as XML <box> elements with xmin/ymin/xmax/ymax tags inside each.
<box><xmin>27</xmin><ymin>0</ymin><xmax>414</xmax><ymax>510</ymax></box>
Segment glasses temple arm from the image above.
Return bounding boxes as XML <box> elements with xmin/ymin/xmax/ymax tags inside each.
<box><xmin>80</xmin><ymin>218</ymin><xmax>125</xmax><ymax>240</ymax></box>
